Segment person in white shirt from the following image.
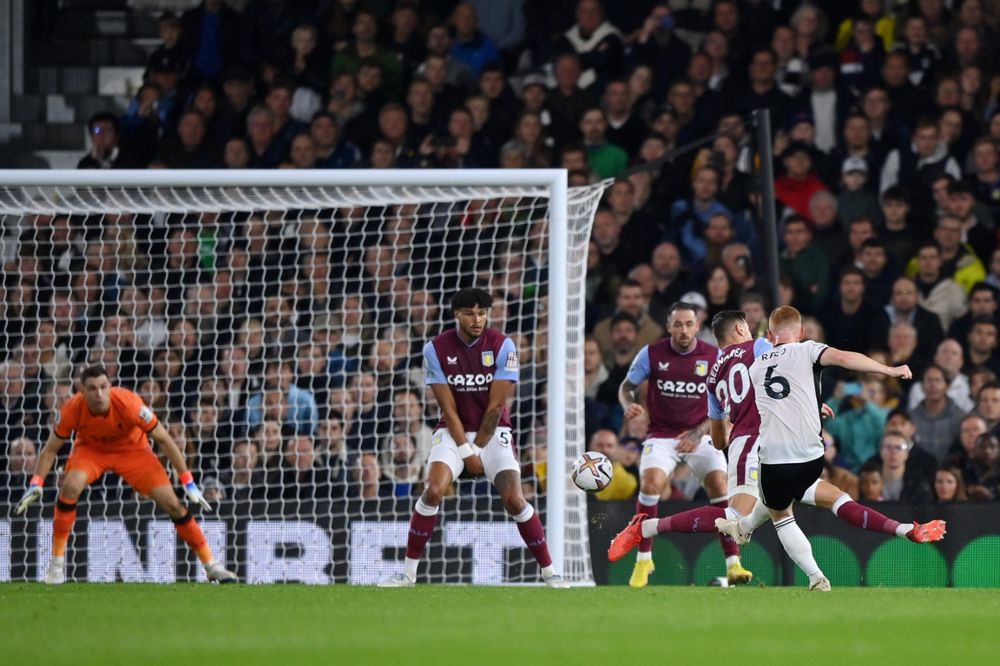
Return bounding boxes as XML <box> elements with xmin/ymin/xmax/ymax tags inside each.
<box><xmin>716</xmin><ymin>306</ymin><xmax>947</xmax><ymax>592</ymax></box>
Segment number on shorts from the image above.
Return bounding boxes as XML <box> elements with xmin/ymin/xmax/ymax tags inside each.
<box><xmin>497</xmin><ymin>430</ymin><xmax>512</xmax><ymax>447</ymax></box>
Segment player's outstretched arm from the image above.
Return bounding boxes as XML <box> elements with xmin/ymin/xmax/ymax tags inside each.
<box><xmin>149</xmin><ymin>422</ymin><xmax>211</xmax><ymax>511</ymax></box>
<box><xmin>431</xmin><ymin>383</ymin><xmax>484</xmax><ymax>476</ymax></box>
<box><xmin>819</xmin><ymin>347</ymin><xmax>912</xmax><ymax>380</ymax></box>
<box><xmin>14</xmin><ymin>432</ymin><xmax>67</xmax><ymax>514</ymax></box>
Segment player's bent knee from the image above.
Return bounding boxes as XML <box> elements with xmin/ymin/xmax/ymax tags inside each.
<box><xmin>422</xmin><ymin>484</ymin><xmax>446</xmax><ymax>507</ymax></box>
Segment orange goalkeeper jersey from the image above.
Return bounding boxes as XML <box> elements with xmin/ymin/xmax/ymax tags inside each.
<box><xmin>53</xmin><ymin>387</ymin><xmax>159</xmax><ymax>451</ymax></box>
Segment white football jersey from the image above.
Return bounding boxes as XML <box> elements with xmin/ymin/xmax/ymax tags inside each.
<box><xmin>750</xmin><ymin>340</ymin><xmax>828</xmax><ymax>464</ymax></box>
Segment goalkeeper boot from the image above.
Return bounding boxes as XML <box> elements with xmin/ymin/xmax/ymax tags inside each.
<box><xmin>629</xmin><ymin>559</ymin><xmax>655</xmax><ymax>588</ymax></box>
<box><xmin>45</xmin><ymin>556</ymin><xmax>66</xmax><ymax>585</ymax></box>
<box><xmin>727</xmin><ymin>561</ymin><xmax>753</xmax><ymax>585</ymax></box>
<box><xmin>543</xmin><ymin>572</ymin><xmax>571</xmax><ymax>589</ymax></box>
<box><xmin>205</xmin><ymin>560</ymin><xmax>238</xmax><ymax>584</ymax></box>
<box><xmin>378</xmin><ymin>573</ymin><xmax>415</xmax><ymax>588</ymax></box>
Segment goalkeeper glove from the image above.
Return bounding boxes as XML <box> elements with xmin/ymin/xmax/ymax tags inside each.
<box><xmin>180</xmin><ymin>470</ymin><xmax>212</xmax><ymax>511</ymax></box>
<box><xmin>15</xmin><ymin>475</ymin><xmax>44</xmax><ymax>515</ymax></box>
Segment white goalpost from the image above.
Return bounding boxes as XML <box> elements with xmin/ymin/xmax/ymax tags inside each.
<box><xmin>0</xmin><ymin>169</ymin><xmax>608</xmax><ymax>584</ymax></box>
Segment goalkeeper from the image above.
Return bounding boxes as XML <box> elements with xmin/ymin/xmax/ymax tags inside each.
<box><xmin>14</xmin><ymin>365</ymin><xmax>237</xmax><ymax>584</ymax></box>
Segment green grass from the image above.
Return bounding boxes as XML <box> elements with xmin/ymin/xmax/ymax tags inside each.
<box><xmin>2</xmin><ymin>585</ymin><xmax>998</xmax><ymax>665</ymax></box>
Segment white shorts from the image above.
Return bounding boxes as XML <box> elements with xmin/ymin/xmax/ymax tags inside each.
<box><xmin>727</xmin><ymin>434</ymin><xmax>760</xmax><ymax>499</ymax></box>
<box><xmin>426</xmin><ymin>427</ymin><xmax>520</xmax><ymax>484</ymax></box>
<box><xmin>639</xmin><ymin>435</ymin><xmax>727</xmax><ymax>481</ymax></box>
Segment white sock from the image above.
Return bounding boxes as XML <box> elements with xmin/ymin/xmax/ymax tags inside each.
<box><xmin>541</xmin><ymin>565</ymin><xmax>556</xmax><ymax>578</ymax></box>
<box><xmin>403</xmin><ymin>557</ymin><xmax>419</xmax><ymax>582</ymax></box>
<box><xmin>415</xmin><ymin>498</ymin><xmax>439</xmax><ymax>517</ymax></box>
<box><xmin>896</xmin><ymin>523</ymin><xmax>914</xmax><ymax>538</ymax></box>
<box><xmin>637</xmin><ymin>491</ymin><xmax>659</xmax><ymax>506</ymax></box>
<box><xmin>636</xmin><ymin>551</ymin><xmax>652</xmax><ymax>562</ymax></box>
<box><xmin>725</xmin><ymin>556</ymin><xmax>740</xmax><ymax>568</ymax></box>
<box><xmin>511</xmin><ymin>504</ymin><xmax>534</xmax><ymax>523</ymax></box>
<box><xmin>641</xmin><ymin>518</ymin><xmax>659</xmax><ymax>538</ymax></box>
<box><xmin>830</xmin><ymin>494</ymin><xmax>851</xmax><ymax>515</ymax></box>
<box><xmin>738</xmin><ymin>501</ymin><xmax>771</xmax><ymax>533</ymax></box>
<box><xmin>725</xmin><ymin>507</ymin><xmax>743</xmax><ymax>520</ymax></box>
<box><xmin>774</xmin><ymin>516</ymin><xmax>823</xmax><ymax>582</ymax></box>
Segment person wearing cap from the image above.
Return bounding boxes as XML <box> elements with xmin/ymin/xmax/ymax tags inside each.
<box><xmin>838</xmin><ymin>155</ymin><xmax>882</xmax><ymax>226</ymax></box>
<box><xmin>775</xmin><ymin>140</ymin><xmax>830</xmax><ymax>222</ymax></box>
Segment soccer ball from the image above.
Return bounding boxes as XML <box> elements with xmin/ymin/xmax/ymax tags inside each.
<box><xmin>571</xmin><ymin>452</ymin><xmax>614</xmax><ymax>492</ymax></box>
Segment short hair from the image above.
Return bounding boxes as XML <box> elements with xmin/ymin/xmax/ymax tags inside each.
<box><xmin>978</xmin><ymin>380</ymin><xmax>1000</xmax><ymax>396</ymax></box>
<box><xmin>80</xmin><ymin>365</ymin><xmax>109</xmax><ymax>384</ymax></box>
<box><xmin>859</xmin><ymin>461</ymin><xmax>882</xmax><ymax>477</ymax></box>
<box><xmin>859</xmin><ymin>237</ymin><xmax>886</xmax><ymax>252</ymax></box>
<box><xmin>88</xmin><ymin>112</ymin><xmax>119</xmax><ymax>133</ymax></box>
<box><xmin>881</xmin><ymin>185</ymin><xmax>909</xmax><ymax>204</ymax></box>
<box><xmin>711</xmin><ymin>310</ymin><xmax>747</xmax><ymax>342</ymax></box>
<box><xmin>915</xmin><ymin>116</ymin><xmax>940</xmax><ymax>133</ymax></box>
<box><xmin>451</xmin><ymin>288</ymin><xmax>492</xmax><ymax>313</ymax></box>
<box><xmin>916</xmin><ymin>240</ymin><xmax>942</xmax><ymax>255</ymax></box>
<box><xmin>768</xmin><ymin>305</ymin><xmax>801</xmax><ymax>332</ymax></box>
<box><xmin>886</xmin><ymin>408</ymin><xmax>912</xmax><ymax>423</ymax></box>
<box><xmin>610</xmin><ymin>311</ymin><xmax>638</xmax><ymax>330</ymax></box>
<box><xmin>738</xmin><ymin>291</ymin><xmax>765</xmax><ymax>308</ymax></box>
<box><xmin>668</xmin><ymin>301</ymin><xmax>700</xmax><ymax>319</ymax></box>
<box><xmin>839</xmin><ymin>265</ymin><xmax>864</xmax><ymax>281</ymax></box>
<box><xmin>618</xmin><ymin>279</ymin><xmax>642</xmax><ymax>293</ymax></box>
<box><xmin>970</xmin><ymin>282</ymin><xmax>997</xmax><ymax>299</ymax></box>
<box><xmin>971</xmin><ymin>315</ymin><xmax>997</xmax><ymax>331</ymax></box>
<box><xmin>946</xmin><ymin>179</ymin><xmax>974</xmax><ymax>197</ymax></box>
<box><xmin>783</xmin><ymin>214</ymin><xmax>810</xmax><ymax>230</ymax></box>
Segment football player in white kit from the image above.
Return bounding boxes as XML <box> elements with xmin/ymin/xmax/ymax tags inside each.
<box><xmin>716</xmin><ymin>306</ymin><xmax>947</xmax><ymax>591</ymax></box>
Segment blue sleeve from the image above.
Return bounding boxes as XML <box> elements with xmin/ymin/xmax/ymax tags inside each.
<box><xmin>753</xmin><ymin>338</ymin><xmax>773</xmax><ymax>357</ymax></box>
<box><xmin>707</xmin><ymin>390</ymin><xmax>726</xmax><ymax>420</ymax></box>
<box><xmin>494</xmin><ymin>337</ymin><xmax>520</xmax><ymax>382</ymax></box>
<box><xmin>626</xmin><ymin>346</ymin><xmax>651</xmax><ymax>384</ymax></box>
<box><xmin>423</xmin><ymin>341</ymin><xmax>447</xmax><ymax>385</ymax></box>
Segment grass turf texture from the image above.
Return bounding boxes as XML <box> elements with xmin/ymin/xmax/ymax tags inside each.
<box><xmin>2</xmin><ymin>585</ymin><xmax>997</xmax><ymax>665</ymax></box>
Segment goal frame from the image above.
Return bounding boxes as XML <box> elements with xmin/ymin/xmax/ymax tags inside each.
<box><xmin>0</xmin><ymin>168</ymin><xmax>576</xmax><ymax>576</ymax></box>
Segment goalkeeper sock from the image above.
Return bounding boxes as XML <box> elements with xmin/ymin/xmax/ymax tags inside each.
<box><xmin>636</xmin><ymin>492</ymin><xmax>660</xmax><ymax>556</ymax></box>
<box><xmin>403</xmin><ymin>499</ymin><xmax>439</xmax><ymax>580</ymax></box>
<box><xmin>711</xmin><ymin>497</ymin><xmax>741</xmax><ymax>560</ymax></box>
<box><xmin>52</xmin><ymin>497</ymin><xmax>77</xmax><ymax>558</ymax></box>
<box><xmin>511</xmin><ymin>504</ymin><xmax>552</xmax><ymax>568</ymax></box>
<box><xmin>173</xmin><ymin>512</ymin><xmax>212</xmax><ymax>564</ymax></box>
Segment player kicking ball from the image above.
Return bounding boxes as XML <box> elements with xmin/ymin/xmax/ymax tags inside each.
<box><xmin>609</xmin><ymin>310</ymin><xmax>800</xmax><ymax>584</ymax></box>
<box><xmin>15</xmin><ymin>365</ymin><xmax>236</xmax><ymax>584</ymax></box>
<box><xmin>609</xmin><ymin>302</ymin><xmax>750</xmax><ymax>588</ymax></box>
<box><xmin>715</xmin><ymin>306</ymin><xmax>946</xmax><ymax>591</ymax></box>
<box><xmin>379</xmin><ymin>288</ymin><xmax>569</xmax><ymax>588</ymax></box>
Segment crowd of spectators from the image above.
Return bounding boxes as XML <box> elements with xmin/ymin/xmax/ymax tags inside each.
<box><xmin>4</xmin><ymin>0</ymin><xmax>1000</xmax><ymax>508</ymax></box>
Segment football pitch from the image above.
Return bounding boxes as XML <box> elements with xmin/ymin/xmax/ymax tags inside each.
<box><xmin>3</xmin><ymin>584</ymin><xmax>997</xmax><ymax>665</ymax></box>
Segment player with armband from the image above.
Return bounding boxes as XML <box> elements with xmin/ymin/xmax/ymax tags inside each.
<box><xmin>15</xmin><ymin>365</ymin><xmax>236</xmax><ymax>584</ymax></box>
<box><xmin>715</xmin><ymin>306</ymin><xmax>946</xmax><ymax>591</ymax></box>
<box><xmin>379</xmin><ymin>288</ymin><xmax>570</xmax><ymax>588</ymax></box>
<box><xmin>606</xmin><ymin>302</ymin><xmax>750</xmax><ymax>588</ymax></box>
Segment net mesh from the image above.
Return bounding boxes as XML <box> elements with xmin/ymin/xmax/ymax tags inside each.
<box><xmin>0</xmin><ymin>177</ymin><xmax>606</xmax><ymax>584</ymax></box>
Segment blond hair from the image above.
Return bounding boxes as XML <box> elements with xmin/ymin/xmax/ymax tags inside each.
<box><xmin>768</xmin><ymin>305</ymin><xmax>802</xmax><ymax>334</ymax></box>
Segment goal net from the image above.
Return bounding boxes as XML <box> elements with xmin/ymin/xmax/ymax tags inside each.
<box><xmin>0</xmin><ymin>170</ymin><xmax>607</xmax><ymax>584</ymax></box>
